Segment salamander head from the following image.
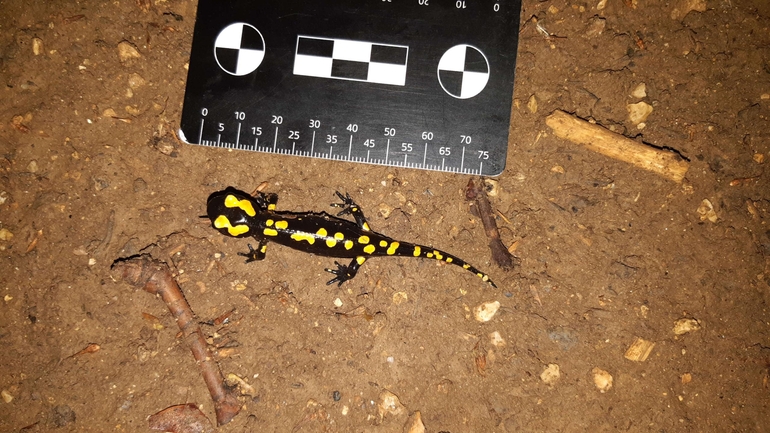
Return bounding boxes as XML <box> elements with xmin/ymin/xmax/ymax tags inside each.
<box><xmin>206</xmin><ymin>187</ymin><xmax>260</xmax><ymax>238</ymax></box>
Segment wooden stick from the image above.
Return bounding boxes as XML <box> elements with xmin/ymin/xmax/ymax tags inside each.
<box><xmin>465</xmin><ymin>178</ymin><xmax>515</xmax><ymax>270</ymax></box>
<box><xmin>112</xmin><ymin>256</ymin><xmax>240</xmax><ymax>426</ymax></box>
<box><xmin>545</xmin><ymin>110</ymin><xmax>689</xmax><ymax>183</ymax></box>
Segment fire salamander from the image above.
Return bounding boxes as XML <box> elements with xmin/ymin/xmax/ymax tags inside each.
<box><xmin>206</xmin><ymin>187</ymin><xmax>496</xmax><ymax>288</ymax></box>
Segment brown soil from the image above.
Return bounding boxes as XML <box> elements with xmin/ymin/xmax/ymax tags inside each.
<box><xmin>1</xmin><ymin>0</ymin><xmax>769</xmax><ymax>432</ymax></box>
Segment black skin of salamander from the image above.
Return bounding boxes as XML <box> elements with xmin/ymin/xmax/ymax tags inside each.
<box><xmin>206</xmin><ymin>187</ymin><xmax>497</xmax><ymax>288</ymax></box>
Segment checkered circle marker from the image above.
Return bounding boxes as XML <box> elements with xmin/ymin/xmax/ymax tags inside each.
<box><xmin>437</xmin><ymin>45</ymin><xmax>490</xmax><ymax>99</ymax></box>
<box><xmin>214</xmin><ymin>23</ymin><xmax>265</xmax><ymax>76</ymax></box>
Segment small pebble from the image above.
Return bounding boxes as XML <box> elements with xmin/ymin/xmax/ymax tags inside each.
<box><xmin>673</xmin><ymin>318</ymin><xmax>701</xmax><ymax>335</ymax></box>
<box><xmin>0</xmin><ymin>228</ymin><xmax>13</xmax><ymax>241</ymax></box>
<box><xmin>540</xmin><ymin>364</ymin><xmax>560</xmax><ymax>386</ymax></box>
<box><xmin>627</xmin><ymin>101</ymin><xmax>653</xmax><ymax>125</ymax></box>
<box><xmin>133</xmin><ymin>178</ymin><xmax>148</xmax><ymax>192</ymax></box>
<box><xmin>93</xmin><ymin>177</ymin><xmax>109</xmax><ymax>191</ymax></box>
<box><xmin>377</xmin><ymin>390</ymin><xmax>405</xmax><ymax>419</ymax></box>
<box><xmin>405</xmin><ymin>410</ymin><xmax>426</xmax><ymax>433</ymax></box>
<box><xmin>489</xmin><ymin>331</ymin><xmax>506</xmax><ymax>347</ymax></box>
<box><xmin>392</xmin><ymin>291</ymin><xmax>408</xmax><ymax>305</ymax></box>
<box><xmin>51</xmin><ymin>404</ymin><xmax>76</xmax><ymax>427</ymax></box>
<box><xmin>117</xmin><ymin>41</ymin><xmax>141</xmax><ymax>62</ymax></box>
<box><xmin>128</xmin><ymin>72</ymin><xmax>146</xmax><ymax>89</ymax></box>
<box><xmin>631</xmin><ymin>83</ymin><xmax>647</xmax><ymax>99</ymax></box>
<box><xmin>32</xmin><ymin>37</ymin><xmax>43</xmax><ymax>55</ymax></box>
<box><xmin>696</xmin><ymin>200</ymin><xmax>718</xmax><ymax>223</ymax></box>
<box><xmin>474</xmin><ymin>300</ymin><xmax>500</xmax><ymax>322</ymax></box>
<box><xmin>377</xmin><ymin>202</ymin><xmax>393</xmax><ymax>219</ymax></box>
<box><xmin>26</xmin><ymin>160</ymin><xmax>38</xmax><ymax>173</ymax></box>
<box><xmin>527</xmin><ymin>94</ymin><xmax>538</xmax><ymax>114</ymax></box>
<box><xmin>592</xmin><ymin>367</ymin><xmax>613</xmax><ymax>392</ymax></box>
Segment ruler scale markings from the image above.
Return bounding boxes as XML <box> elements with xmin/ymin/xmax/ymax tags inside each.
<box><xmin>273</xmin><ymin>127</ymin><xmax>278</xmax><ymax>152</ymax></box>
<box><xmin>311</xmin><ymin>130</ymin><xmax>316</xmax><ymax>156</ymax></box>
<box><xmin>179</xmin><ymin>0</ymin><xmax>521</xmax><ymax>176</ymax></box>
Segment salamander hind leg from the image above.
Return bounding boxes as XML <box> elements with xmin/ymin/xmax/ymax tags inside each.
<box><xmin>330</xmin><ymin>191</ymin><xmax>371</xmax><ymax>232</ymax></box>
<box><xmin>325</xmin><ymin>256</ymin><xmax>367</xmax><ymax>286</ymax></box>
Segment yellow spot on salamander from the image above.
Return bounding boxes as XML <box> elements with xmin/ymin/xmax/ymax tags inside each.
<box><xmin>224</xmin><ymin>195</ymin><xmax>256</xmax><ymax>216</ymax></box>
<box><xmin>463</xmin><ymin>264</ymin><xmax>471</xmax><ymax>269</ymax></box>
<box><xmin>363</xmin><ymin>244</ymin><xmax>375</xmax><ymax>254</ymax></box>
<box><xmin>446</xmin><ymin>257</ymin><xmax>453</xmax><ymax>263</ymax></box>
<box><xmin>229</xmin><ymin>225</ymin><xmax>249</xmax><ymax>236</ymax></box>
<box><xmin>356</xmin><ymin>256</ymin><xmax>366</xmax><ymax>265</ymax></box>
<box><xmin>427</xmin><ymin>252</ymin><xmax>433</xmax><ymax>258</ymax></box>
<box><xmin>263</xmin><ymin>228</ymin><xmax>278</xmax><ymax>236</ymax></box>
<box><xmin>214</xmin><ymin>215</ymin><xmax>230</xmax><ymax>229</ymax></box>
<box><xmin>344</xmin><ymin>240</ymin><xmax>354</xmax><ymax>250</ymax></box>
<box><xmin>275</xmin><ymin>220</ymin><xmax>288</xmax><ymax>230</ymax></box>
<box><xmin>214</xmin><ymin>215</ymin><xmax>249</xmax><ymax>236</ymax></box>
<box><xmin>413</xmin><ymin>246</ymin><xmax>421</xmax><ymax>257</ymax></box>
<box><xmin>267</xmin><ymin>204</ymin><xmax>276</xmax><ymax>211</ymax></box>
<box><xmin>362</xmin><ymin>222</ymin><xmax>371</xmax><ymax>231</ymax></box>
<box><xmin>260</xmin><ymin>245</ymin><xmax>267</xmax><ymax>253</ymax></box>
<box><xmin>327</xmin><ymin>233</ymin><xmax>344</xmax><ymax>248</ymax></box>
<box><xmin>379</xmin><ymin>240</ymin><xmax>388</xmax><ymax>247</ymax></box>
<box><xmin>291</xmin><ymin>232</ymin><xmax>315</xmax><ymax>245</ymax></box>
<box><xmin>482</xmin><ymin>275</ymin><xmax>489</xmax><ymax>282</ymax></box>
<box><xmin>358</xmin><ymin>235</ymin><xmax>370</xmax><ymax>244</ymax></box>
<box><xmin>266</xmin><ymin>219</ymin><xmax>274</xmax><ymax>226</ymax></box>
<box><xmin>386</xmin><ymin>242</ymin><xmax>399</xmax><ymax>255</ymax></box>
<box><xmin>433</xmin><ymin>250</ymin><xmax>444</xmax><ymax>260</ymax></box>
<box><xmin>317</xmin><ymin>228</ymin><xmax>328</xmax><ymax>237</ymax></box>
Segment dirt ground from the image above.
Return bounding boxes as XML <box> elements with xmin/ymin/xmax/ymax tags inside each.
<box><xmin>1</xmin><ymin>0</ymin><xmax>770</xmax><ymax>431</ymax></box>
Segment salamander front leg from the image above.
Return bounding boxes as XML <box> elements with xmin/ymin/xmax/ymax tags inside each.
<box><xmin>253</xmin><ymin>191</ymin><xmax>279</xmax><ymax>211</ymax></box>
<box><xmin>238</xmin><ymin>236</ymin><xmax>269</xmax><ymax>263</ymax></box>
<box><xmin>325</xmin><ymin>256</ymin><xmax>366</xmax><ymax>286</ymax></box>
<box><xmin>331</xmin><ymin>191</ymin><xmax>371</xmax><ymax>232</ymax></box>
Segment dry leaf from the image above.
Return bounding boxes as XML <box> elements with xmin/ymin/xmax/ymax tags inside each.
<box><xmin>148</xmin><ymin>404</ymin><xmax>214</xmax><ymax>433</ymax></box>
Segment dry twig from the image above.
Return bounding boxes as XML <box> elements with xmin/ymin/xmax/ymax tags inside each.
<box><xmin>112</xmin><ymin>256</ymin><xmax>240</xmax><ymax>426</ymax></box>
<box><xmin>465</xmin><ymin>178</ymin><xmax>516</xmax><ymax>269</ymax></box>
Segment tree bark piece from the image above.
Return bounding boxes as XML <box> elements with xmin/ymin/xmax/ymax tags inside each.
<box><xmin>112</xmin><ymin>256</ymin><xmax>240</xmax><ymax>426</ymax></box>
<box><xmin>545</xmin><ymin>110</ymin><xmax>689</xmax><ymax>183</ymax></box>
